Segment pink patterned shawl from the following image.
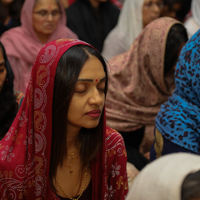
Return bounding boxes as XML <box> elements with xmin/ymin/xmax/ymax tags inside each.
<box><xmin>0</xmin><ymin>39</ymin><xmax>128</xmax><ymax>199</ymax></box>
<box><xmin>0</xmin><ymin>0</ymin><xmax>78</xmax><ymax>93</ymax></box>
<box><xmin>106</xmin><ymin>17</ymin><xmax>180</xmax><ymax>132</ymax></box>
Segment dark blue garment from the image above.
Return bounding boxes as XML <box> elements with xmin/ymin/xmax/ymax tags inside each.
<box><xmin>150</xmin><ymin>129</ymin><xmax>197</xmax><ymax>161</ymax></box>
<box><xmin>155</xmin><ymin>30</ymin><xmax>200</xmax><ymax>154</ymax></box>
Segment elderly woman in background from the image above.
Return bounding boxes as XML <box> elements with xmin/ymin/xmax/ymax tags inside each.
<box><xmin>105</xmin><ymin>17</ymin><xmax>188</xmax><ymax>170</ymax></box>
<box><xmin>1</xmin><ymin>0</ymin><xmax>77</xmax><ymax>93</ymax></box>
<box><xmin>102</xmin><ymin>0</ymin><xmax>163</xmax><ymax>61</ymax></box>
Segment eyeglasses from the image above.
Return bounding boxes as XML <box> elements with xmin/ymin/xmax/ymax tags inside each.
<box><xmin>144</xmin><ymin>1</ymin><xmax>164</xmax><ymax>9</ymax></box>
<box><xmin>33</xmin><ymin>10</ymin><xmax>61</xmax><ymax>19</ymax></box>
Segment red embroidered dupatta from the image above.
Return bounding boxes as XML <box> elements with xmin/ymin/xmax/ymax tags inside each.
<box><xmin>0</xmin><ymin>39</ymin><xmax>128</xmax><ymax>199</ymax></box>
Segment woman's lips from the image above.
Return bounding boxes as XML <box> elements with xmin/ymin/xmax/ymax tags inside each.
<box><xmin>45</xmin><ymin>24</ymin><xmax>54</xmax><ymax>29</ymax></box>
<box><xmin>86</xmin><ymin>110</ymin><xmax>101</xmax><ymax>118</ymax></box>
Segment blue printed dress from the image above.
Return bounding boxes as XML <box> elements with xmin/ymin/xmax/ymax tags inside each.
<box><xmin>150</xmin><ymin>29</ymin><xmax>200</xmax><ymax>161</ymax></box>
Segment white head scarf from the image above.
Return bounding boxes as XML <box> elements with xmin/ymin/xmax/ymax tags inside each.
<box><xmin>191</xmin><ymin>0</ymin><xmax>200</xmax><ymax>26</ymax></box>
<box><xmin>126</xmin><ymin>153</ymin><xmax>200</xmax><ymax>200</ymax></box>
<box><xmin>184</xmin><ymin>0</ymin><xmax>200</xmax><ymax>38</ymax></box>
<box><xmin>102</xmin><ymin>0</ymin><xmax>144</xmax><ymax>60</ymax></box>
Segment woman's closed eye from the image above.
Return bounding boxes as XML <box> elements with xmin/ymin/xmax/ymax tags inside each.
<box><xmin>98</xmin><ymin>87</ymin><xmax>105</xmax><ymax>92</ymax></box>
<box><xmin>98</xmin><ymin>82</ymin><xmax>106</xmax><ymax>92</ymax></box>
<box><xmin>0</xmin><ymin>66</ymin><xmax>5</xmax><ymax>73</ymax></box>
<box><xmin>75</xmin><ymin>84</ymin><xmax>86</xmax><ymax>93</ymax></box>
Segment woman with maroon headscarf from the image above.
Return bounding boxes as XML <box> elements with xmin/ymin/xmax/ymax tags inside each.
<box><xmin>0</xmin><ymin>0</ymin><xmax>78</xmax><ymax>94</ymax></box>
<box><xmin>0</xmin><ymin>38</ymin><xmax>128</xmax><ymax>199</ymax></box>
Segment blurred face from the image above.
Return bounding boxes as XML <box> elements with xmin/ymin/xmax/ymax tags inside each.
<box><xmin>1</xmin><ymin>0</ymin><xmax>13</xmax><ymax>6</ymax></box>
<box><xmin>89</xmin><ymin>0</ymin><xmax>107</xmax><ymax>8</ymax></box>
<box><xmin>161</xmin><ymin>3</ymin><xmax>181</xmax><ymax>19</ymax></box>
<box><xmin>67</xmin><ymin>56</ymin><xmax>106</xmax><ymax>132</ymax></box>
<box><xmin>32</xmin><ymin>0</ymin><xmax>61</xmax><ymax>37</ymax></box>
<box><xmin>0</xmin><ymin>49</ymin><xmax>7</xmax><ymax>93</ymax></box>
<box><xmin>142</xmin><ymin>0</ymin><xmax>163</xmax><ymax>28</ymax></box>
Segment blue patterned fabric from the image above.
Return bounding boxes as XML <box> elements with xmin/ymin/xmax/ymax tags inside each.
<box><xmin>155</xmin><ymin>30</ymin><xmax>200</xmax><ymax>154</ymax></box>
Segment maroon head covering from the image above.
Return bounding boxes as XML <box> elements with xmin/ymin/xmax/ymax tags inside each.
<box><xmin>0</xmin><ymin>39</ymin><xmax>128</xmax><ymax>199</ymax></box>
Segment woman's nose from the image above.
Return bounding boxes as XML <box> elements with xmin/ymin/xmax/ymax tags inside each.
<box><xmin>153</xmin><ymin>3</ymin><xmax>161</xmax><ymax>14</ymax></box>
<box><xmin>47</xmin><ymin>13</ymin><xmax>53</xmax><ymax>21</ymax></box>
<box><xmin>89</xmin><ymin>89</ymin><xmax>103</xmax><ymax>105</ymax></box>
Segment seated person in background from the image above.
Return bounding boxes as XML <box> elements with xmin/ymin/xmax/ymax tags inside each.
<box><xmin>161</xmin><ymin>0</ymin><xmax>182</xmax><ymax>19</ymax></box>
<box><xmin>105</xmin><ymin>17</ymin><xmax>188</xmax><ymax>170</ymax></box>
<box><xmin>151</xmin><ymin>29</ymin><xmax>200</xmax><ymax>161</ymax></box>
<box><xmin>1</xmin><ymin>0</ymin><xmax>78</xmax><ymax>94</ymax></box>
<box><xmin>102</xmin><ymin>0</ymin><xmax>163</xmax><ymax>61</ymax></box>
<box><xmin>126</xmin><ymin>153</ymin><xmax>200</xmax><ymax>200</ymax></box>
<box><xmin>66</xmin><ymin>0</ymin><xmax>120</xmax><ymax>52</ymax></box>
<box><xmin>176</xmin><ymin>0</ymin><xmax>191</xmax><ymax>22</ymax></box>
<box><xmin>0</xmin><ymin>0</ymin><xmax>23</xmax><ymax>36</ymax></box>
<box><xmin>184</xmin><ymin>0</ymin><xmax>200</xmax><ymax>39</ymax></box>
<box><xmin>0</xmin><ymin>39</ymin><xmax>128</xmax><ymax>199</ymax></box>
<box><xmin>0</xmin><ymin>41</ymin><xmax>23</xmax><ymax>140</ymax></box>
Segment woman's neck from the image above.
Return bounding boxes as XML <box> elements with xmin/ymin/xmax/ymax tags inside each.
<box><xmin>35</xmin><ymin>32</ymin><xmax>50</xmax><ymax>44</ymax></box>
<box><xmin>89</xmin><ymin>0</ymin><xmax>100</xmax><ymax>9</ymax></box>
<box><xmin>66</xmin><ymin>126</ymin><xmax>81</xmax><ymax>152</ymax></box>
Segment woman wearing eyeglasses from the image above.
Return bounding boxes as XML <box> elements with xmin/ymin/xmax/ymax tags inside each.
<box><xmin>0</xmin><ymin>0</ymin><xmax>78</xmax><ymax>94</ymax></box>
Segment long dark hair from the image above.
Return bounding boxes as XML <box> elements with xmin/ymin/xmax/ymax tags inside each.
<box><xmin>0</xmin><ymin>42</ymin><xmax>17</xmax><ymax>139</ymax></box>
<box><xmin>164</xmin><ymin>23</ymin><xmax>188</xmax><ymax>75</ymax></box>
<box><xmin>49</xmin><ymin>45</ymin><xmax>108</xmax><ymax>191</ymax></box>
<box><xmin>181</xmin><ymin>170</ymin><xmax>200</xmax><ymax>200</ymax></box>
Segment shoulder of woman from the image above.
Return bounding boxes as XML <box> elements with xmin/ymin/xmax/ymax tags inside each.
<box><xmin>1</xmin><ymin>27</ymin><xmax>23</xmax><ymax>41</ymax></box>
<box><xmin>105</xmin><ymin>126</ymin><xmax>126</xmax><ymax>150</ymax></box>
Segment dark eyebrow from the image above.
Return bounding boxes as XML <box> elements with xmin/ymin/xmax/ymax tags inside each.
<box><xmin>99</xmin><ymin>77</ymin><xmax>106</xmax><ymax>82</ymax></box>
<box><xmin>0</xmin><ymin>62</ymin><xmax>5</xmax><ymax>66</ymax></box>
<box><xmin>77</xmin><ymin>77</ymin><xmax>106</xmax><ymax>83</ymax></box>
<box><xmin>35</xmin><ymin>8</ymin><xmax>59</xmax><ymax>12</ymax></box>
<box><xmin>77</xmin><ymin>79</ymin><xmax>93</xmax><ymax>82</ymax></box>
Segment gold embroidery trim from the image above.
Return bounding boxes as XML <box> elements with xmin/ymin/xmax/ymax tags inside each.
<box><xmin>154</xmin><ymin>128</ymin><xmax>164</xmax><ymax>158</ymax></box>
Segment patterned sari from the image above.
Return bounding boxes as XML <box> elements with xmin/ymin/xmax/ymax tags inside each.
<box><xmin>0</xmin><ymin>39</ymin><xmax>128</xmax><ymax>199</ymax></box>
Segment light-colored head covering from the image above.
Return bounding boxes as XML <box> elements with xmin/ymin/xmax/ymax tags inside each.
<box><xmin>106</xmin><ymin>17</ymin><xmax>180</xmax><ymax>132</ymax></box>
<box><xmin>126</xmin><ymin>153</ymin><xmax>200</xmax><ymax>200</ymax></box>
<box><xmin>191</xmin><ymin>0</ymin><xmax>200</xmax><ymax>26</ymax></box>
<box><xmin>102</xmin><ymin>0</ymin><xmax>144</xmax><ymax>60</ymax></box>
<box><xmin>184</xmin><ymin>0</ymin><xmax>200</xmax><ymax>38</ymax></box>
